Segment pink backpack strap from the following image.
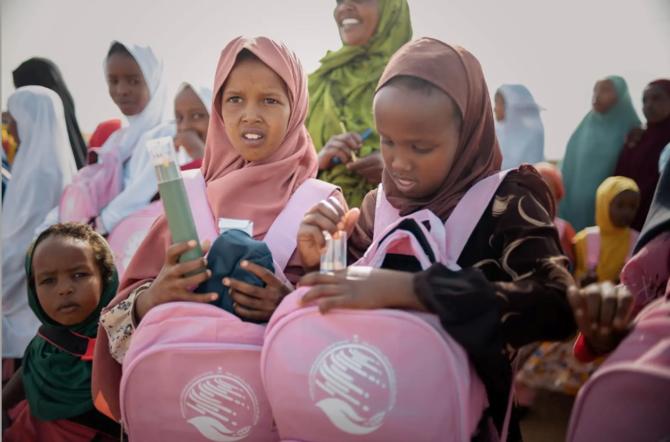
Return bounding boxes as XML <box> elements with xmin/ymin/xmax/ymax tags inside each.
<box><xmin>373</xmin><ymin>184</ymin><xmax>402</xmax><ymax>242</ymax></box>
<box><xmin>181</xmin><ymin>169</ymin><xmax>219</xmax><ymax>245</ymax></box>
<box><xmin>264</xmin><ymin>179</ymin><xmax>338</xmax><ymax>271</ymax></box>
<box><xmin>443</xmin><ymin>170</ymin><xmax>512</xmax><ymax>263</ymax></box>
<box><xmin>584</xmin><ymin>227</ymin><xmax>601</xmax><ymax>272</ymax></box>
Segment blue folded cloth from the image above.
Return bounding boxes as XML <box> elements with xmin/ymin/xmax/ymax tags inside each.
<box><xmin>194</xmin><ymin>229</ymin><xmax>274</xmax><ymax>324</ymax></box>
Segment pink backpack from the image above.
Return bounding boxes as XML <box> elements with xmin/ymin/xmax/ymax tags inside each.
<box><xmin>567</xmin><ymin>231</ymin><xmax>670</xmax><ymax>442</ymax></box>
<box><xmin>59</xmin><ymin>145</ymin><xmax>127</xmax><ymax>224</ymax></box>
<box><xmin>106</xmin><ymin>200</ymin><xmax>164</xmax><ymax>280</ymax></box>
<box><xmin>119</xmin><ymin>171</ymin><xmax>337</xmax><ymax>442</ymax></box>
<box><xmin>566</xmin><ymin>294</ymin><xmax>670</xmax><ymax>442</ymax></box>
<box><xmin>584</xmin><ymin>226</ymin><xmax>639</xmax><ymax>274</ymax></box>
<box><xmin>261</xmin><ymin>171</ymin><xmax>516</xmax><ymax>442</ymax></box>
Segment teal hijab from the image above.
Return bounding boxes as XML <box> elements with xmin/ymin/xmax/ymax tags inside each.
<box><xmin>22</xmin><ymin>233</ymin><xmax>118</xmax><ymax>422</ymax></box>
<box><xmin>559</xmin><ymin>76</ymin><xmax>641</xmax><ymax>231</ymax></box>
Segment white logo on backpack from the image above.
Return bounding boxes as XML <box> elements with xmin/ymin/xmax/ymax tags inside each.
<box><xmin>180</xmin><ymin>367</ymin><xmax>260</xmax><ymax>441</ymax></box>
<box><xmin>309</xmin><ymin>336</ymin><xmax>397</xmax><ymax>435</ymax></box>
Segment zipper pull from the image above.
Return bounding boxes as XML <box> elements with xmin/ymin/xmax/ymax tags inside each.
<box><xmin>119</xmin><ymin>420</ymin><xmax>124</xmax><ymax>441</ymax></box>
<box><xmin>271</xmin><ymin>416</ymin><xmax>277</xmax><ymax>432</ymax></box>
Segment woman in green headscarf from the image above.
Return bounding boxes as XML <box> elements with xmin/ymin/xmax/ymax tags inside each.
<box><xmin>307</xmin><ymin>0</ymin><xmax>412</xmax><ymax>208</ymax></box>
<box><xmin>559</xmin><ymin>76</ymin><xmax>641</xmax><ymax>232</ymax></box>
<box><xmin>2</xmin><ymin>223</ymin><xmax>119</xmax><ymax>442</ymax></box>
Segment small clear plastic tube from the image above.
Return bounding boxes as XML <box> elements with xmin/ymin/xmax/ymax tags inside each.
<box><xmin>320</xmin><ymin>231</ymin><xmax>347</xmax><ymax>274</ymax></box>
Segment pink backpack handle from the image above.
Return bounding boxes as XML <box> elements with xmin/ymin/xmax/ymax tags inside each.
<box><xmin>373</xmin><ymin>184</ymin><xmax>401</xmax><ymax>242</ymax></box>
<box><xmin>443</xmin><ymin>170</ymin><xmax>512</xmax><ymax>265</ymax></box>
<box><xmin>264</xmin><ymin>179</ymin><xmax>338</xmax><ymax>271</ymax></box>
<box><xmin>181</xmin><ymin>169</ymin><xmax>219</xmax><ymax>246</ymax></box>
<box><xmin>584</xmin><ymin>227</ymin><xmax>601</xmax><ymax>272</ymax></box>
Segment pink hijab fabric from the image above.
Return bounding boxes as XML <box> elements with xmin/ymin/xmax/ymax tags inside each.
<box><xmin>92</xmin><ymin>36</ymin><xmax>318</xmax><ymax>421</ymax></box>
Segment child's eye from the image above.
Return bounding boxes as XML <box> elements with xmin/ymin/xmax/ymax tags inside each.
<box><xmin>130</xmin><ymin>79</ymin><xmax>140</xmax><ymax>86</ymax></box>
<box><xmin>192</xmin><ymin>113</ymin><xmax>204</xmax><ymax>120</ymax></box>
<box><xmin>73</xmin><ymin>273</ymin><xmax>89</xmax><ymax>279</ymax></box>
<box><xmin>39</xmin><ymin>278</ymin><xmax>55</xmax><ymax>285</ymax></box>
<box><xmin>228</xmin><ymin>97</ymin><xmax>242</xmax><ymax>103</ymax></box>
<box><xmin>175</xmin><ymin>115</ymin><xmax>183</xmax><ymax>123</ymax></box>
<box><xmin>381</xmin><ymin>138</ymin><xmax>394</xmax><ymax>147</ymax></box>
<box><xmin>265</xmin><ymin>98</ymin><xmax>278</xmax><ymax>104</ymax></box>
<box><xmin>412</xmin><ymin>145</ymin><xmax>436</xmax><ymax>154</ymax></box>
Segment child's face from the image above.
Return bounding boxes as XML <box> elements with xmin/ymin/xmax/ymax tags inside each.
<box><xmin>494</xmin><ymin>92</ymin><xmax>505</xmax><ymax>122</ymax></box>
<box><xmin>175</xmin><ymin>86</ymin><xmax>210</xmax><ymax>143</ymax></box>
<box><xmin>374</xmin><ymin>84</ymin><xmax>460</xmax><ymax>199</ymax></box>
<box><xmin>592</xmin><ymin>79</ymin><xmax>618</xmax><ymax>114</ymax></box>
<box><xmin>609</xmin><ymin>190</ymin><xmax>640</xmax><ymax>228</ymax></box>
<box><xmin>334</xmin><ymin>0</ymin><xmax>379</xmax><ymax>47</ymax></box>
<box><xmin>221</xmin><ymin>57</ymin><xmax>291</xmax><ymax>163</ymax></box>
<box><xmin>6</xmin><ymin>111</ymin><xmax>19</xmax><ymax>145</ymax></box>
<box><xmin>642</xmin><ymin>83</ymin><xmax>670</xmax><ymax>124</ymax></box>
<box><xmin>106</xmin><ymin>53</ymin><xmax>151</xmax><ymax>117</ymax></box>
<box><xmin>32</xmin><ymin>236</ymin><xmax>103</xmax><ymax>326</ymax></box>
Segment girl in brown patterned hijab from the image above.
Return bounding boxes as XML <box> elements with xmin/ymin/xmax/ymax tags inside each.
<box><xmin>298</xmin><ymin>38</ymin><xmax>575</xmax><ymax>441</ymax></box>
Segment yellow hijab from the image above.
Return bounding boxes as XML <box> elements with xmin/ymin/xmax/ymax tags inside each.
<box><xmin>574</xmin><ymin>177</ymin><xmax>640</xmax><ymax>282</ymax></box>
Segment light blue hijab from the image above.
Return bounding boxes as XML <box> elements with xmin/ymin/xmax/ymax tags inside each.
<box><xmin>558</xmin><ymin>76</ymin><xmax>641</xmax><ymax>231</ymax></box>
<box><xmin>495</xmin><ymin>84</ymin><xmax>545</xmax><ymax>169</ymax></box>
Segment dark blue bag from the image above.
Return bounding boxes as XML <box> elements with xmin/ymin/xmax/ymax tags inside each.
<box><xmin>194</xmin><ymin>229</ymin><xmax>274</xmax><ymax>324</ymax></box>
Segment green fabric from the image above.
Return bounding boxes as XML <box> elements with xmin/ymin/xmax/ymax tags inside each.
<box><xmin>558</xmin><ymin>76</ymin><xmax>641</xmax><ymax>232</ymax></box>
<box><xmin>22</xmin><ymin>234</ymin><xmax>118</xmax><ymax>422</ymax></box>
<box><xmin>306</xmin><ymin>0</ymin><xmax>412</xmax><ymax>208</ymax></box>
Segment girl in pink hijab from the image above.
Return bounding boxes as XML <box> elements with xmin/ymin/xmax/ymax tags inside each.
<box><xmin>91</xmin><ymin>36</ymin><xmax>345</xmax><ymax>422</ymax></box>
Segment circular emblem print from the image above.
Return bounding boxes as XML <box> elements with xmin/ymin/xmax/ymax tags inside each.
<box><xmin>181</xmin><ymin>368</ymin><xmax>259</xmax><ymax>441</ymax></box>
<box><xmin>309</xmin><ymin>336</ymin><xmax>396</xmax><ymax>435</ymax></box>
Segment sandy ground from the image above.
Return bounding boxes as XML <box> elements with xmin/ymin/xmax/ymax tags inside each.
<box><xmin>520</xmin><ymin>390</ymin><xmax>576</xmax><ymax>442</ymax></box>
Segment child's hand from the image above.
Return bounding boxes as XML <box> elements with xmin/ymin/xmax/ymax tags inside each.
<box><xmin>298</xmin><ymin>267</ymin><xmax>427</xmax><ymax>315</ymax></box>
<box><xmin>297</xmin><ymin>197</ymin><xmax>360</xmax><ymax>272</ymax></box>
<box><xmin>346</xmin><ymin>150</ymin><xmax>384</xmax><ymax>185</ymax></box>
<box><xmin>318</xmin><ymin>132</ymin><xmax>362</xmax><ymax>170</ymax></box>
<box><xmin>568</xmin><ymin>282</ymin><xmax>634</xmax><ymax>356</ymax></box>
<box><xmin>224</xmin><ymin>261</ymin><xmax>293</xmax><ymax>321</ymax></box>
<box><xmin>174</xmin><ymin>130</ymin><xmax>206</xmax><ymax>160</ymax></box>
<box><xmin>577</xmin><ymin>272</ymin><xmax>598</xmax><ymax>288</ymax></box>
<box><xmin>136</xmin><ymin>240</ymin><xmax>218</xmax><ymax>321</ymax></box>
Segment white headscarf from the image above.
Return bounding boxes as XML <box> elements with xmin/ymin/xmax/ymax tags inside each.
<box><xmin>495</xmin><ymin>84</ymin><xmax>546</xmax><ymax>169</ymax></box>
<box><xmin>96</xmin><ymin>41</ymin><xmax>174</xmax><ymax>232</ymax></box>
<box><xmin>174</xmin><ymin>82</ymin><xmax>213</xmax><ymax>165</ymax></box>
<box><xmin>2</xmin><ymin>86</ymin><xmax>77</xmax><ymax>358</ymax></box>
<box><xmin>177</xmin><ymin>81</ymin><xmax>214</xmax><ymax>111</ymax></box>
<box><xmin>104</xmin><ymin>40</ymin><xmax>169</xmax><ymax>159</ymax></box>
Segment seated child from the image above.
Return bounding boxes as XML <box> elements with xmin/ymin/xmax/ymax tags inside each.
<box><xmin>2</xmin><ymin>223</ymin><xmax>120</xmax><ymax>442</ymax></box>
<box><xmin>296</xmin><ymin>37</ymin><xmax>576</xmax><ymax>441</ymax></box>
<box><xmin>91</xmin><ymin>36</ymin><xmax>345</xmax><ymax>424</ymax></box>
<box><xmin>516</xmin><ymin>176</ymin><xmax>640</xmax><ymax>408</ymax></box>
<box><xmin>173</xmin><ymin>82</ymin><xmax>212</xmax><ymax>170</ymax></box>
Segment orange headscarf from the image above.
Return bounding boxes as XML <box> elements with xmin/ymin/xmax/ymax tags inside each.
<box><xmin>92</xmin><ymin>36</ymin><xmax>318</xmax><ymax>421</ymax></box>
<box><xmin>534</xmin><ymin>161</ymin><xmax>565</xmax><ymax>202</ymax></box>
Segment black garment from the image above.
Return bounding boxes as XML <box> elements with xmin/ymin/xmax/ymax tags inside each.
<box><xmin>636</xmin><ymin>163</ymin><xmax>670</xmax><ymax>254</ymax></box>
<box><xmin>13</xmin><ymin>58</ymin><xmax>87</xmax><ymax>169</ymax></box>
<box><xmin>413</xmin><ymin>179</ymin><xmax>577</xmax><ymax>442</ymax></box>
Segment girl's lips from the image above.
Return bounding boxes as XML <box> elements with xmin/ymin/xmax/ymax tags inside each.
<box><xmin>240</xmin><ymin>129</ymin><xmax>266</xmax><ymax>148</ymax></box>
<box><xmin>58</xmin><ymin>302</ymin><xmax>80</xmax><ymax>313</ymax></box>
<box><xmin>394</xmin><ymin>176</ymin><xmax>418</xmax><ymax>192</ymax></box>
